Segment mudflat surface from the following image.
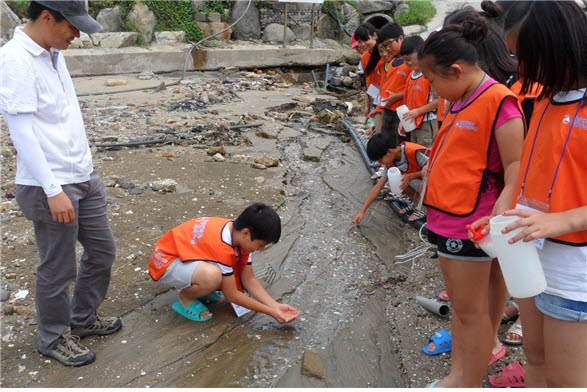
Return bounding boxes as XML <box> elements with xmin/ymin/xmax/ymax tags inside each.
<box><xmin>0</xmin><ymin>69</ymin><xmax>524</xmax><ymax>387</ymax></box>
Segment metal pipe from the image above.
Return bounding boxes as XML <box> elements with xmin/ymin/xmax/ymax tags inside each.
<box><xmin>229</xmin><ymin>121</ymin><xmax>264</xmax><ymax>130</ymax></box>
<box><xmin>324</xmin><ymin>63</ymin><xmax>330</xmax><ymax>90</ymax></box>
<box><xmin>311</xmin><ymin>70</ymin><xmax>320</xmax><ymax>88</ymax></box>
<box><xmin>310</xmin><ymin>3</ymin><xmax>316</xmax><ymax>49</ymax></box>
<box><xmin>92</xmin><ymin>137</ymin><xmax>166</xmax><ymax>148</ymax></box>
<box><xmin>282</xmin><ymin>3</ymin><xmax>288</xmax><ymax>49</ymax></box>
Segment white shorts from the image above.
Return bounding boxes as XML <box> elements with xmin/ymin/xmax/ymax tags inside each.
<box><xmin>159</xmin><ymin>258</ymin><xmax>202</xmax><ymax>290</ymax></box>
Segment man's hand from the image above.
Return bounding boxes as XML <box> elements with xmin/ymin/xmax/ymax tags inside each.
<box><xmin>403</xmin><ymin>108</ymin><xmax>420</xmax><ymax>121</ymax></box>
<box><xmin>273</xmin><ymin>303</ymin><xmax>300</xmax><ymax>323</ymax></box>
<box><xmin>47</xmin><ymin>192</ymin><xmax>75</xmax><ymax>224</ymax></box>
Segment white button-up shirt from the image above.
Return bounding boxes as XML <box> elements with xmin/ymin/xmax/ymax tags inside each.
<box><xmin>1</xmin><ymin>27</ymin><xmax>92</xmax><ymax>196</ymax></box>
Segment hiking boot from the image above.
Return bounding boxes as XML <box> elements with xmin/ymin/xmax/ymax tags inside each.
<box><xmin>38</xmin><ymin>328</ymin><xmax>95</xmax><ymax>367</ymax></box>
<box><xmin>72</xmin><ymin>314</ymin><xmax>122</xmax><ymax>338</ymax></box>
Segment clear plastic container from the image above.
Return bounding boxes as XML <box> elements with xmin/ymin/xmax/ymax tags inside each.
<box><xmin>387</xmin><ymin>167</ymin><xmax>402</xmax><ymax>194</ymax></box>
<box><xmin>466</xmin><ymin>224</ymin><xmax>497</xmax><ymax>258</ymax></box>
<box><xmin>489</xmin><ymin>215</ymin><xmax>547</xmax><ymax>298</ymax></box>
<box><xmin>396</xmin><ymin>104</ymin><xmax>417</xmax><ymax>132</ymax></box>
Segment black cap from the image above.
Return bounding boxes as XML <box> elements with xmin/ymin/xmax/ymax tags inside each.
<box><xmin>35</xmin><ymin>1</ymin><xmax>103</xmax><ymax>34</ymax></box>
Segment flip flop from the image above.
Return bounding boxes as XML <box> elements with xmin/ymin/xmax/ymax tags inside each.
<box><xmin>503</xmin><ymin>321</ymin><xmax>523</xmax><ymax>346</ymax></box>
<box><xmin>438</xmin><ymin>289</ymin><xmax>450</xmax><ymax>302</ymax></box>
<box><xmin>408</xmin><ymin>208</ymin><xmax>427</xmax><ymax>222</ymax></box>
<box><xmin>172</xmin><ymin>300</ymin><xmax>212</xmax><ymax>321</ymax></box>
<box><xmin>423</xmin><ymin>329</ymin><xmax>452</xmax><ymax>355</ymax></box>
<box><xmin>198</xmin><ymin>290</ymin><xmax>225</xmax><ymax>303</ymax></box>
<box><xmin>428</xmin><ymin>380</ymin><xmax>444</xmax><ymax>388</ymax></box>
<box><xmin>489</xmin><ymin>361</ymin><xmax>525</xmax><ymax>387</ymax></box>
<box><xmin>501</xmin><ymin>301</ymin><xmax>519</xmax><ymax>324</ymax></box>
<box><xmin>489</xmin><ymin>345</ymin><xmax>506</xmax><ymax>366</ymax></box>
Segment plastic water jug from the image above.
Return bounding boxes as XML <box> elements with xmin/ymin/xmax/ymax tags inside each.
<box><xmin>396</xmin><ymin>104</ymin><xmax>417</xmax><ymax>132</ymax></box>
<box><xmin>466</xmin><ymin>224</ymin><xmax>497</xmax><ymax>258</ymax></box>
<box><xmin>489</xmin><ymin>215</ymin><xmax>547</xmax><ymax>298</ymax></box>
<box><xmin>387</xmin><ymin>167</ymin><xmax>402</xmax><ymax>194</ymax></box>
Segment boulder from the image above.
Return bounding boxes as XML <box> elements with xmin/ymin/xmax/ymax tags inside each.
<box><xmin>355</xmin><ymin>0</ymin><xmax>395</xmax><ymax>14</ymax></box>
<box><xmin>394</xmin><ymin>3</ymin><xmax>410</xmax><ymax>18</ymax></box>
<box><xmin>96</xmin><ymin>6</ymin><xmax>123</xmax><ymax>32</ymax></box>
<box><xmin>0</xmin><ymin>1</ymin><xmax>20</xmax><ymax>40</ymax></box>
<box><xmin>91</xmin><ymin>32</ymin><xmax>138</xmax><ymax>48</ymax></box>
<box><xmin>154</xmin><ymin>31</ymin><xmax>186</xmax><ymax>45</ymax></box>
<box><xmin>150</xmin><ymin>179</ymin><xmax>177</xmax><ymax>194</ymax></box>
<box><xmin>207</xmin><ymin>12</ymin><xmax>221</xmax><ymax>23</ymax></box>
<box><xmin>316</xmin><ymin>15</ymin><xmax>338</xmax><ymax>40</ymax></box>
<box><xmin>292</xmin><ymin>24</ymin><xmax>311</xmax><ymax>41</ymax></box>
<box><xmin>254</xmin><ymin>156</ymin><xmax>279</xmax><ymax>167</ymax></box>
<box><xmin>231</xmin><ymin>0</ymin><xmax>261</xmax><ymax>40</ymax></box>
<box><xmin>342</xmin><ymin>3</ymin><xmax>360</xmax><ymax>39</ymax></box>
<box><xmin>129</xmin><ymin>2</ymin><xmax>157</xmax><ymax>44</ymax></box>
<box><xmin>190</xmin><ymin>0</ymin><xmax>206</xmax><ymax>14</ymax></box>
<box><xmin>70</xmin><ymin>32</ymin><xmax>93</xmax><ymax>49</ymax></box>
<box><xmin>196</xmin><ymin>22</ymin><xmax>232</xmax><ymax>40</ymax></box>
<box><xmin>262</xmin><ymin>23</ymin><xmax>295</xmax><ymax>43</ymax></box>
<box><xmin>193</xmin><ymin>12</ymin><xmax>207</xmax><ymax>23</ymax></box>
<box><xmin>301</xmin><ymin>350</ymin><xmax>326</xmax><ymax>380</ymax></box>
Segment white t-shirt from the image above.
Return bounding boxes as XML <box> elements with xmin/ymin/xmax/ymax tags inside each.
<box><xmin>1</xmin><ymin>27</ymin><xmax>93</xmax><ymax>197</ymax></box>
<box><xmin>536</xmin><ymin>88</ymin><xmax>587</xmax><ymax>303</ymax></box>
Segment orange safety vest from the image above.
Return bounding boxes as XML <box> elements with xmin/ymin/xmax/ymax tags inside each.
<box><xmin>437</xmin><ymin>99</ymin><xmax>448</xmax><ymax>122</ymax></box>
<box><xmin>404</xmin><ymin>72</ymin><xmax>432</xmax><ymax>127</ymax></box>
<box><xmin>378</xmin><ymin>60</ymin><xmax>411</xmax><ymax>112</ymax></box>
<box><xmin>424</xmin><ymin>83</ymin><xmax>518</xmax><ymax>216</ymax></box>
<box><xmin>362</xmin><ymin>51</ymin><xmax>374</xmax><ymax>88</ymax></box>
<box><xmin>148</xmin><ymin>217</ymin><xmax>249</xmax><ymax>290</ymax></box>
<box><xmin>509</xmin><ymin>79</ymin><xmax>541</xmax><ymax>102</ymax></box>
<box><xmin>402</xmin><ymin>141</ymin><xmax>427</xmax><ymax>174</ymax></box>
<box><xmin>512</xmin><ymin>96</ymin><xmax>587</xmax><ymax>245</ymax></box>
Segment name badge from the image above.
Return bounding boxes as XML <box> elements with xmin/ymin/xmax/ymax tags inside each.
<box><xmin>231</xmin><ymin>302</ymin><xmax>252</xmax><ymax>317</ymax></box>
<box><xmin>515</xmin><ymin>195</ymin><xmax>549</xmax><ymax>250</ymax></box>
<box><xmin>367</xmin><ymin>84</ymin><xmax>380</xmax><ymax>99</ymax></box>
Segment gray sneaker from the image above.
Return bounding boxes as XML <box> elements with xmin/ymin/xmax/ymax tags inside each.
<box><xmin>72</xmin><ymin>314</ymin><xmax>122</xmax><ymax>338</ymax></box>
<box><xmin>38</xmin><ymin>328</ymin><xmax>95</xmax><ymax>367</ymax></box>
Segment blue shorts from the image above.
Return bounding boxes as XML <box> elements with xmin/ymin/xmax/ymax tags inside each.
<box><xmin>535</xmin><ymin>292</ymin><xmax>587</xmax><ymax>322</ymax></box>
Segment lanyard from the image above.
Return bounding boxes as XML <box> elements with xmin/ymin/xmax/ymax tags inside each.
<box><xmin>519</xmin><ymin>89</ymin><xmax>587</xmax><ymax>202</ymax></box>
<box><xmin>428</xmin><ymin>72</ymin><xmax>487</xmax><ymax>173</ymax></box>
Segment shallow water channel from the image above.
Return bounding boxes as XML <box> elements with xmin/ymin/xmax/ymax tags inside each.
<box><xmin>31</xmin><ymin>105</ymin><xmax>410</xmax><ymax>388</ymax></box>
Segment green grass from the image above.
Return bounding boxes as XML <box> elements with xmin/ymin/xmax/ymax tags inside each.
<box><xmin>395</xmin><ymin>0</ymin><xmax>436</xmax><ymax>26</ymax></box>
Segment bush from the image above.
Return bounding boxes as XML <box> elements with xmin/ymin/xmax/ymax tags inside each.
<box><xmin>6</xmin><ymin>0</ymin><xmax>30</xmax><ymax>19</ymax></box>
<box><xmin>395</xmin><ymin>0</ymin><xmax>436</xmax><ymax>26</ymax></box>
<box><xmin>141</xmin><ymin>0</ymin><xmax>202</xmax><ymax>42</ymax></box>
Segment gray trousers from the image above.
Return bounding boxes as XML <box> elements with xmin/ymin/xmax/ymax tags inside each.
<box><xmin>15</xmin><ymin>170</ymin><xmax>116</xmax><ymax>349</ymax></box>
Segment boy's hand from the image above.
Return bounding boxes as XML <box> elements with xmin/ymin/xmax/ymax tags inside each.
<box><xmin>273</xmin><ymin>303</ymin><xmax>300</xmax><ymax>323</ymax></box>
<box><xmin>368</xmin><ymin>109</ymin><xmax>377</xmax><ymax>118</ymax></box>
<box><xmin>351</xmin><ymin>211</ymin><xmax>365</xmax><ymax>226</ymax></box>
<box><xmin>403</xmin><ymin>108</ymin><xmax>420</xmax><ymax>121</ymax></box>
<box><xmin>398</xmin><ymin>125</ymin><xmax>407</xmax><ymax>137</ymax></box>
<box><xmin>400</xmin><ymin>173</ymin><xmax>412</xmax><ymax>190</ymax></box>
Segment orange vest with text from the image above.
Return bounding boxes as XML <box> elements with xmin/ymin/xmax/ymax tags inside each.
<box><xmin>404</xmin><ymin>72</ymin><xmax>432</xmax><ymax>127</ymax></box>
<box><xmin>378</xmin><ymin>61</ymin><xmax>411</xmax><ymax>112</ymax></box>
<box><xmin>424</xmin><ymin>83</ymin><xmax>518</xmax><ymax>216</ymax></box>
<box><xmin>512</xmin><ymin>96</ymin><xmax>587</xmax><ymax>245</ymax></box>
<box><xmin>148</xmin><ymin>217</ymin><xmax>249</xmax><ymax>289</ymax></box>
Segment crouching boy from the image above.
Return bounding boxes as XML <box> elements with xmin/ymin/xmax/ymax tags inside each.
<box><xmin>149</xmin><ymin>203</ymin><xmax>300</xmax><ymax>324</ymax></box>
<box><xmin>351</xmin><ymin>132</ymin><xmax>429</xmax><ymax>225</ymax></box>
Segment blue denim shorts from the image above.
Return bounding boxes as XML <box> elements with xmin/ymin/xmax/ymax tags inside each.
<box><xmin>535</xmin><ymin>292</ymin><xmax>587</xmax><ymax>322</ymax></box>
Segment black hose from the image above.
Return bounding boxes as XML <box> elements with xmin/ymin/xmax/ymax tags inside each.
<box><xmin>340</xmin><ymin>120</ymin><xmax>375</xmax><ymax>175</ymax></box>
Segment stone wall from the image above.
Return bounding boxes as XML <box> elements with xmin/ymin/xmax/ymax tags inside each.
<box><xmin>258</xmin><ymin>3</ymin><xmax>321</xmax><ymax>30</ymax></box>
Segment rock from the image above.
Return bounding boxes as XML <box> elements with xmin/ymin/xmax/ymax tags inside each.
<box><xmin>160</xmin><ymin>151</ymin><xmax>174</xmax><ymax>158</ymax></box>
<box><xmin>255</xmin><ymin>130</ymin><xmax>277</xmax><ymax>139</ymax></box>
<box><xmin>70</xmin><ymin>32</ymin><xmax>93</xmax><ymax>49</ymax></box>
<box><xmin>262</xmin><ymin>23</ymin><xmax>295</xmax><ymax>43</ymax></box>
<box><xmin>129</xmin><ymin>188</ymin><xmax>144</xmax><ymax>195</ymax></box>
<box><xmin>150</xmin><ymin>179</ymin><xmax>177</xmax><ymax>194</ymax></box>
<box><xmin>394</xmin><ymin>3</ymin><xmax>410</xmax><ymax>18</ymax></box>
<box><xmin>5</xmin><ymin>273</ymin><xmax>16</xmax><ymax>279</ymax></box>
<box><xmin>129</xmin><ymin>2</ymin><xmax>157</xmax><ymax>44</ymax></box>
<box><xmin>356</xmin><ymin>0</ymin><xmax>395</xmax><ymax>14</ymax></box>
<box><xmin>3</xmin><ymin>305</ymin><xmax>15</xmax><ymax>315</ymax></box>
<box><xmin>190</xmin><ymin>0</ymin><xmax>206</xmax><ymax>14</ymax></box>
<box><xmin>212</xmin><ymin>153</ymin><xmax>225</xmax><ymax>162</ymax></box>
<box><xmin>196</xmin><ymin>22</ymin><xmax>232</xmax><ymax>40</ymax></box>
<box><xmin>5</xmin><ymin>283</ymin><xmax>18</xmax><ymax>292</ymax></box>
<box><xmin>254</xmin><ymin>156</ymin><xmax>278</xmax><ymax>168</ymax></box>
<box><xmin>292</xmin><ymin>24</ymin><xmax>311</xmax><ymax>41</ymax></box>
<box><xmin>138</xmin><ymin>71</ymin><xmax>158</xmax><ymax>80</ymax></box>
<box><xmin>301</xmin><ymin>350</ymin><xmax>326</xmax><ymax>380</ymax></box>
<box><xmin>207</xmin><ymin>12</ymin><xmax>221</xmax><ymax>23</ymax></box>
<box><xmin>119</xmin><ymin>182</ymin><xmax>135</xmax><ymax>190</ymax></box>
<box><xmin>105</xmin><ymin>79</ymin><xmax>128</xmax><ymax>87</ymax></box>
<box><xmin>316</xmin><ymin>15</ymin><xmax>338</xmax><ymax>40</ymax></box>
<box><xmin>193</xmin><ymin>12</ymin><xmax>207</xmax><ymax>23</ymax></box>
<box><xmin>15</xmin><ymin>305</ymin><xmax>32</xmax><ymax>316</ymax></box>
<box><xmin>1</xmin><ymin>289</ymin><xmax>9</xmax><ymax>302</ymax></box>
<box><xmin>313</xmin><ymin>109</ymin><xmax>344</xmax><ymax>125</ymax></box>
<box><xmin>0</xmin><ymin>1</ymin><xmax>20</xmax><ymax>40</ymax></box>
<box><xmin>342</xmin><ymin>76</ymin><xmax>354</xmax><ymax>88</ymax></box>
<box><xmin>254</xmin><ymin>176</ymin><xmax>265</xmax><ymax>184</ymax></box>
<box><xmin>154</xmin><ymin>31</ymin><xmax>186</xmax><ymax>45</ymax></box>
<box><xmin>96</xmin><ymin>6</ymin><xmax>123</xmax><ymax>32</ymax></box>
<box><xmin>251</xmin><ymin>163</ymin><xmax>267</xmax><ymax>170</ymax></box>
<box><xmin>342</xmin><ymin>3</ymin><xmax>361</xmax><ymax>39</ymax></box>
<box><xmin>1</xmin><ymin>147</ymin><xmax>13</xmax><ymax>158</ymax></box>
<box><xmin>303</xmin><ymin>146</ymin><xmax>323</xmax><ymax>162</ymax></box>
<box><xmin>230</xmin><ymin>155</ymin><xmax>250</xmax><ymax>165</ymax></box>
<box><xmin>91</xmin><ymin>32</ymin><xmax>138</xmax><ymax>48</ymax></box>
<box><xmin>207</xmin><ymin>145</ymin><xmax>226</xmax><ymax>156</ymax></box>
<box><xmin>329</xmin><ymin>77</ymin><xmax>342</xmax><ymax>87</ymax></box>
<box><xmin>232</xmin><ymin>0</ymin><xmax>261</xmax><ymax>40</ymax></box>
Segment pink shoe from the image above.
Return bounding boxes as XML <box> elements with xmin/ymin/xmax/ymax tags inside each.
<box><xmin>489</xmin><ymin>345</ymin><xmax>506</xmax><ymax>366</ymax></box>
<box><xmin>489</xmin><ymin>361</ymin><xmax>525</xmax><ymax>387</ymax></box>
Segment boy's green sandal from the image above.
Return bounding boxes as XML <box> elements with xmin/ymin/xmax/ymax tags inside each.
<box><xmin>172</xmin><ymin>300</ymin><xmax>212</xmax><ymax>321</ymax></box>
<box><xmin>198</xmin><ymin>290</ymin><xmax>225</xmax><ymax>303</ymax></box>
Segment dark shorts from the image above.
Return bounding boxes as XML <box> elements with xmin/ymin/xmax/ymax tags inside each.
<box><xmin>381</xmin><ymin>108</ymin><xmax>410</xmax><ymax>145</ymax></box>
<box><xmin>428</xmin><ymin>229</ymin><xmax>493</xmax><ymax>261</ymax></box>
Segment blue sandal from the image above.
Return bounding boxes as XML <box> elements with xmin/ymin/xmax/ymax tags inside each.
<box><xmin>172</xmin><ymin>300</ymin><xmax>212</xmax><ymax>321</ymax></box>
<box><xmin>198</xmin><ymin>290</ymin><xmax>225</xmax><ymax>303</ymax></box>
<box><xmin>423</xmin><ymin>329</ymin><xmax>452</xmax><ymax>355</ymax></box>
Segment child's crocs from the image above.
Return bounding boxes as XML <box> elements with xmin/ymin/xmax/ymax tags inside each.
<box><xmin>198</xmin><ymin>290</ymin><xmax>225</xmax><ymax>303</ymax></box>
<box><xmin>172</xmin><ymin>300</ymin><xmax>212</xmax><ymax>321</ymax></box>
<box><xmin>423</xmin><ymin>329</ymin><xmax>452</xmax><ymax>355</ymax></box>
<box><xmin>489</xmin><ymin>361</ymin><xmax>525</xmax><ymax>387</ymax></box>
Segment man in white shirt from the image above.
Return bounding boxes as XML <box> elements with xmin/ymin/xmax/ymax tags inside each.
<box><xmin>1</xmin><ymin>1</ymin><xmax>120</xmax><ymax>367</ymax></box>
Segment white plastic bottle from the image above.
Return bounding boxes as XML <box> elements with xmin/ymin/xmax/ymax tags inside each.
<box><xmin>396</xmin><ymin>104</ymin><xmax>417</xmax><ymax>132</ymax></box>
<box><xmin>387</xmin><ymin>167</ymin><xmax>402</xmax><ymax>195</ymax></box>
<box><xmin>489</xmin><ymin>215</ymin><xmax>547</xmax><ymax>298</ymax></box>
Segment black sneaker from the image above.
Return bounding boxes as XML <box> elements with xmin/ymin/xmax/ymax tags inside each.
<box><xmin>72</xmin><ymin>314</ymin><xmax>122</xmax><ymax>338</ymax></box>
<box><xmin>38</xmin><ymin>328</ymin><xmax>95</xmax><ymax>367</ymax></box>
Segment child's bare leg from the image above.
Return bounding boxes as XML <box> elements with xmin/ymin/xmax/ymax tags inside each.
<box><xmin>179</xmin><ymin>263</ymin><xmax>222</xmax><ymax>319</ymax></box>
